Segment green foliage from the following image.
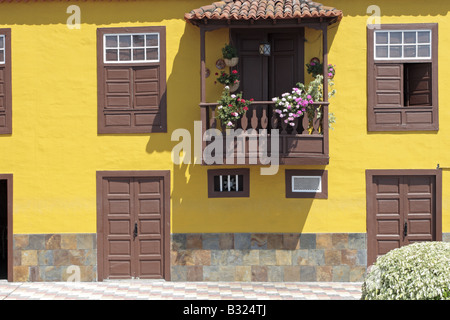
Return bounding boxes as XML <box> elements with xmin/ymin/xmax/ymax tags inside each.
<box><xmin>222</xmin><ymin>43</ymin><xmax>238</xmax><ymax>59</ymax></box>
<box><xmin>296</xmin><ymin>74</ymin><xmax>336</xmax><ymax>129</ymax></box>
<box><xmin>216</xmin><ymin>87</ymin><xmax>252</xmax><ymax>128</ymax></box>
<box><xmin>362</xmin><ymin>242</ymin><xmax>450</xmax><ymax>300</ymax></box>
<box><xmin>306</xmin><ymin>61</ymin><xmax>336</xmax><ymax>79</ymax></box>
<box><xmin>216</xmin><ymin>69</ymin><xmax>239</xmax><ymax>86</ymax></box>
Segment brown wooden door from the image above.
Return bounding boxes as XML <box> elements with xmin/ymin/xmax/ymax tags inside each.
<box><xmin>366</xmin><ymin>171</ymin><xmax>441</xmax><ymax>266</ymax></box>
<box><xmin>233</xmin><ymin>29</ymin><xmax>304</xmax><ymax>101</ymax></box>
<box><xmin>99</xmin><ymin>172</ymin><xmax>169</xmax><ymax>280</ymax></box>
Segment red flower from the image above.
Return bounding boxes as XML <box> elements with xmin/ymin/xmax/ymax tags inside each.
<box><xmin>243</xmin><ymin>106</ymin><xmax>248</xmax><ymax>111</ymax></box>
<box><xmin>232</xmin><ymin>70</ymin><xmax>238</xmax><ymax>74</ymax></box>
<box><xmin>228</xmin><ymin>104</ymin><xmax>232</xmax><ymax>107</ymax></box>
<box><xmin>241</xmin><ymin>99</ymin><xmax>245</xmax><ymax>103</ymax></box>
<box><xmin>250</xmin><ymin>98</ymin><xmax>254</xmax><ymax>101</ymax></box>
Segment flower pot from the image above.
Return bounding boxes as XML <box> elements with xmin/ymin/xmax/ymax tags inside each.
<box><xmin>229</xmin><ymin>81</ymin><xmax>240</xmax><ymax>93</ymax></box>
<box><xmin>224</xmin><ymin>57</ymin><xmax>239</xmax><ymax>67</ymax></box>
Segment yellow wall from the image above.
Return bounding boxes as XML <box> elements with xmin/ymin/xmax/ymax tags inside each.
<box><xmin>1</xmin><ymin>0</ymin><xmax>449</xmax><ymax>235</ymax></box>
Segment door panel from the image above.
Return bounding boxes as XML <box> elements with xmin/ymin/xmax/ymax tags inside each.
<box><xmin>367</xmin><ymin>172</ymin><xmax>440</xmax><ymax>266</ymax></box>
<box><xmin>134</xmin><ymin>177</ymin><xmax>164</xmax><ymax>279</ymax></box>
<box><xmin>270</xmin><ymin>33</ymin><xmax>301</xmax><ymax>98</ymax></box>
<box><xmin>104</xmin><ymin>178</ymin><xmax>134</xmax><ymax>279</ymax></box>
<box><xmin>373</xmin><ymin>176</ymin><xmax>402</xmax><ymax>261</ymax></box>
<box><xmin>101</xmin><ymin>174</ymin><xmax>168</xmax><ymax>280</ymax></box>
<box><xmin>404</xmin><ymin>175</ymin><xmax>434</xmax><ymax>244</ymax></box>
<box><xmin>236</xmin><ymin>33</ymin><xmax>268</xmax><ymax>101</ymax></box>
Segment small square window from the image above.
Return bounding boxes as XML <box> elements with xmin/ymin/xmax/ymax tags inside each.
<box><xmin>285</xmin><ymin>170</ymin><xmax>328</xmax><ymax>199</ymax></box>
<box><xmin>208</xmin><ymin>169</ymin><xmax>249</xmax><ymax>198</ymax></box>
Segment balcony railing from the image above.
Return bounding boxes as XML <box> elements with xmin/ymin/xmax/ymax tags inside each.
<box><xmin>199</xmin><ymin>101</ymin><xmax>329</xmax><ymax>165</ymax></box>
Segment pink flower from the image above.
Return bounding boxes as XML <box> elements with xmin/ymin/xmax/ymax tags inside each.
<box><xmin>232</xmin><ymin>70</ymin><xmax>238</xmax><ymax>74</ymax></box>
<box><xmin>310</xmin><ymin>62</ymin><xmax>315</xmax><ymax>66</ymax></box>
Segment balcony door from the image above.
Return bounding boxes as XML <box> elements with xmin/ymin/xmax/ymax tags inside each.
<box><xmin>232</xmin><ymin>29</ymin><xmax>305</xmax><ymax>102</ymax></box>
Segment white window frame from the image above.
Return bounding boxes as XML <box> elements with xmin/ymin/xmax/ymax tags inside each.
<box><xmin>291</xmin><ymin>176</ymin><xmax>322</xmax><ymax>193</ymax></box>
<box><xmin>103</xmin><ymin>32</ymin><xmax>160</xmax><ymax>64</ymax></box>
<box><xmin>374</xmin><ymin>29</ymin><xmax>432</xmax><ymax>61</ymax></box>
<box><xmin>0</xmin><ymin>35</ymin><xmax>5</xmax><ymax>64</ymax></box>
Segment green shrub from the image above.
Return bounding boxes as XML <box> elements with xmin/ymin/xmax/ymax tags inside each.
<box><xmin>362</xmin><ymin>242</ymin><xmax>450</xmax><ymax>300</ymax></box>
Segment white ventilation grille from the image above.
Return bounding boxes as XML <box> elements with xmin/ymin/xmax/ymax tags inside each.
<box><xmin>291</xmin><ymin>176</ymin><xmax>322</xmax><ymax>193</ymax></box>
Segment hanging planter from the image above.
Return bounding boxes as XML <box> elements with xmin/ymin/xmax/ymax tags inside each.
<box><xmin>229</xmin><ymin>80</ymin><xmax>240</xmax><ymax>92</ymax></box>
<box><xmin>222</xmin><ymin>44</ymin><xmax>239</xmax><ymax>67</ymax></box>
<box><xmin>224</xmin><ymin>57</ymin><xmax>239</xmax><ymax>67</ymax></box>
<box><xmin>306</xmin><ymin>57</ymin><xmax>336</xmax><ymax>79</ymax></box>
<box><xmin>216</xmin><ymin>69</ymin><xmax>240</xmax><ymax>92</ymax></box>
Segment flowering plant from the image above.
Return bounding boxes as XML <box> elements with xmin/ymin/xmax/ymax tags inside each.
<box><xmin>272</xmin><ymin>89</ymin><xmax>314</xmax><ymax>127</ymax></box>
<box><xmin>306</xmin><ymin>60</ymin><xmax>336</xmax><ymax>79</ymax></box>
<box><xmin>216</xmin><ymin>86</ymin><xmax>253</xmax><ymax>128</ymax></box>
<box><xmin>272</xmin><ymin>74</ymin><xmax>333</xmax><ymax>129</ymax></box>
<box><xmin>216</xmin><ymin>69</ymin><xmax>239</xmax><ymax>86</ymax></box>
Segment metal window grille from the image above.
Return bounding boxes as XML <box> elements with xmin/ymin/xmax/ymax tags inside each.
<box><xmin>291</xmin><ymin>176</ymin><xmax>322</xmax><ymax>193</ymax></box>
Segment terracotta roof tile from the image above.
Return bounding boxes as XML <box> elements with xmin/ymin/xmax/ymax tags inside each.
<box><xmin>185</xmin><ymin>0</ymin><xmax>342</xmax><ymax>22</ymax></box>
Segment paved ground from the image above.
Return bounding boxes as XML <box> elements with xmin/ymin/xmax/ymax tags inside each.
<box><xmin>0</xmin><ymin>280</ymin><xmax>362</xmax><ymax>300</ymax></box>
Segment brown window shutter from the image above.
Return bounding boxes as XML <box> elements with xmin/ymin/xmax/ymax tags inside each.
<box><xmin>368</xmin><ymin>63</ymin><xmax>404</xmax><ymax>129</ymax></box>
<box><xmin>97</xmin><ymin>27</ymin><xmax>167</xmax><ymax>134</ymax></box>
<box><xmin>0</xmin><ymin>29</ymin><xmax>11</xmax><ymax>135</ymax></box>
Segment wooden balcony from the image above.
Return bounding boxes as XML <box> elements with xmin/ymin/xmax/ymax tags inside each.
<box><xmin>199</xmin><ymin>101</ymin><xmax>329</xmax><ymax>165</ymax></box>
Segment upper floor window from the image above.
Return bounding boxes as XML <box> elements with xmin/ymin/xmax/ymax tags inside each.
<box><xmin>97</xmin><ymin>26</ymin><xmax>167</xmax><ymax>134</ymax></box>
<box><xmin>367</xmin><ymin>24</ymin><xmax>438</xmax><ymax>132</ymax></box>
<box><xmin>0</xmin><ymin>35</ymin><xmax>6</xmax><ymax>64</ymax></box>
<box><xmin>103</xmin><ymin>33</ymin><xmax>160</xmax><ymax>63</ymax></box>
<box><xmin>0</xmin><ymin>29</ymin><xmax>11</xmax><ymax>134</ymax></box>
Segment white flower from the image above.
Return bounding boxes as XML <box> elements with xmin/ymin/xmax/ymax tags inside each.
<box><xmin>231</xmin><ymin>94</ymin><xmax>236</xmax><ymax>98</ymax></box>
<box><xmin>225</xmin><ymin>86</ymin><xmax>229</xmax><ymax>90</ymax></box>
<box><xmin>272</xmin><ymin>97</ymin><xmax>278</xmax><ymax>102</ymax></box>
<box><xmin>218</xmin><ymin>106</ymin><xmax>223</xmax><ymax>109</ymax></box>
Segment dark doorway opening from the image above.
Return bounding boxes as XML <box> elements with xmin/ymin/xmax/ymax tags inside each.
<box><xmin>0</xmin><ymin>180</ymin><xmax>7</xmax><ymax>279</ymax></box>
